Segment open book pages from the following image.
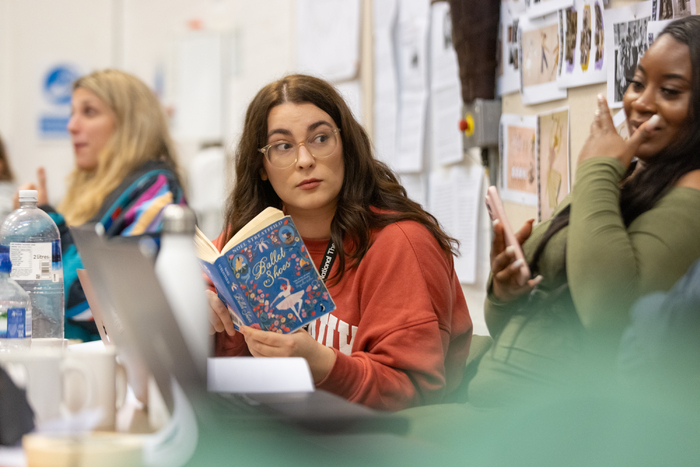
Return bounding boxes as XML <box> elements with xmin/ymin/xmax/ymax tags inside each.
<box><xmin>194</xmin><ymin>207</ymin><xmax>284</xmax><ymax>263</ymax></box>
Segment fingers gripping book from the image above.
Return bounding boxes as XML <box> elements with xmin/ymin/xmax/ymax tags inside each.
<box><xmin>195</xmin><ymin>207</ymin><xmax>335</xmax><ymax>333</ymax></box>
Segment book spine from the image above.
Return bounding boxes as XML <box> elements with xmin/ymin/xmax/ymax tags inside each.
<box><xmin>215</xmin><ymin>257</ymin><xmax>261</xmax><ymax>327</ymax></box>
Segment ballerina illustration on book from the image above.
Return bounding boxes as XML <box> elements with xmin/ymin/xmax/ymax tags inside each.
<box><xmin>270</xmin><ymin>277</ymin><xmax>305</xmax><ymax>321</ymax></box>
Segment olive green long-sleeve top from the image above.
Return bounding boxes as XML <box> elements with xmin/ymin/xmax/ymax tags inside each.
<box><xmin>468</xmin><ymin>157</ymin><xmax>700</xmax><ymax>407</ymax></box>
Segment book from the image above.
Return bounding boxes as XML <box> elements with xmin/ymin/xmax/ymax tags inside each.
<box><xmin>195</xmin><ymin>207</ymin><xmax>335</xmax><ymax>334</ymax></box>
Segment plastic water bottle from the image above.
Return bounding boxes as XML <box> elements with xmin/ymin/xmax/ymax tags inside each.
<box><xmin>0</xmin><ymin>190</ymin><xmax>64</xmax><ymax>339</ymax></box>
<box><xmin>155</xmin><ymin>205</ymin><xmax>210</xmax><ymax>372</ymax></box>
<box><xmin>0</xmin><ymin>247</ymin><xmax>31</xmax><ymax>351</ymax></box>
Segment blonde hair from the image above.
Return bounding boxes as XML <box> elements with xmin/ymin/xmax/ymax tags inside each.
<box><xmin>58</xmin><ymin>69</ymin><xmax>181</xmax><ymax>226</ymax></box>
<box><xmin>0</xmin><ymin>134</ymin><xmax>15</xmax><ymax>182</ymax></box>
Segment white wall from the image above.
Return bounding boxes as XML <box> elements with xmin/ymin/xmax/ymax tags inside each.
<box><xmin>0</xmin><ymin>0</ymin><xmax>298</xmax><ymax>205</ymax></box>
<box><xmin>0</xmin><ymin>0</ymin><xmax>115</xmax><ymax>205</ymax></box>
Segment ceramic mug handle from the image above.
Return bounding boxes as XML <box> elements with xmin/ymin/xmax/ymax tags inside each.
<box><xmin>59</xmin><ymin>359</ymin><xmax>96</xmax><ymax>417</ymax></box>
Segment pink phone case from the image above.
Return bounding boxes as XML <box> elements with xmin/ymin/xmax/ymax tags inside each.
<box><xmin>485</xmin><ymin>186</ymin><xmax>531</xmax><ymax>285</ymax></box>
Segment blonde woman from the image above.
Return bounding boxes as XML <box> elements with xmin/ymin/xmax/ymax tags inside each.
<box><xmin>19</xmin><ymin>69</ymin><xmax>186</xmax><ymax>341</ymax></box>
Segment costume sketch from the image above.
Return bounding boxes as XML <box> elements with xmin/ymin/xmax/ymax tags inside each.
<box><xmin>594</xmin><ymin>2</ymin><xmax>604</xmax><ymax>69</ymax></box>
<box><xmin>538</xmin><ymin>108</ymin><xmax>570</xmax><ymax>222</ymax></box>
<box><xmin>580</xmin><ymin>5</ymin><xmax>592</xmax><ymax>71</ymax></box>
<box><xmin>565</xmin><ymin>8</ymin><xmax>578</xmax><ymax>72</ymax></box>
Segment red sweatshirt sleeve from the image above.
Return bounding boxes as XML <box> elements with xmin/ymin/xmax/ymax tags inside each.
<box><xmin>315</xmin><ymin>222</ymin><xmax>472</xmax><ymax>411</ymax></box>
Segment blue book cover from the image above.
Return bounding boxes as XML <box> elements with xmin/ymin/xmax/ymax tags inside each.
<box><xmin>198</xmin><ymin>215</ymin><xmax>335</xmax><ymax>334</ymax></box>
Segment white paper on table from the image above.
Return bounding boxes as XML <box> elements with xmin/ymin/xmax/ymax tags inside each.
<box><xmin>497</xmin><ymin>2</ymin><xmax>522</xmax><ymax>96</ymax></box>
<box><xmin>296</xmin><ymin>0</ymin><xmax>360</xmax><ymax>82</ymax></box>
<box><xmin>335</xmin><ymin>80</ymin><xmax>363</xmax><ymax>125</ymax></box>
<box><xmin>605</xmin><ymin>2</ymin><xmax>652</xmax><ymax>109</ymax></box>
<box><xmin>374</xmin><ymin>0</ymin><xmax>400</xmax><ymax>168</ymax></box>
<box><xmin>526</xmin><ymin>0</ymin><xmax>575</xmax><ymax>19</ymax></box>
<box><xmin>429</xmin><ymin>2</ymin><xmax>463</xmax><ymax>166</ymax></box>
<box><xmin>399</xmin><ymin>173</ymin><xmax>427</xmax><ymax>207</ymax></box>
<box><xmin>428</xmin><ymin>164</ymin><xmax>484</xmax><ymax>284</ymax></box>
<box><xmin>519</xmin><ymin>13</ymin><xmax>568</xmax><ymax>105</ymax></box>
<box><xmin>651</xmin><ymin>0</ymin><xmax>696</xmax><ymax>20</ymax></box>
<box><xmin>207</xmin><ymin>357</ymin><xmax>314</xmax><ymax>394</ymax></box>
<box><xmin>395</xmin><ymin>0</ymin><xmax>430</xmax><ymax>173</ymax></box>
<box><xmin>499</xmin><ymin>114</ymin><xmax>539</xmax><ymax>206</ymax></box>
<box><xmin>557</xmin><ymin>0</ymin><xmax>607</xmax><ymax>89</ymax></box>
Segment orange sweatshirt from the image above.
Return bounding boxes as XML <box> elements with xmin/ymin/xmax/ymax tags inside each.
<box><xmin>214</xmin><ymin>219</ymin><xmax>472</xmax><ymax>411</ymax></box>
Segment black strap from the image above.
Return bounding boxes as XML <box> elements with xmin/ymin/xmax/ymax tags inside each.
<box><xmin>317</xmin><ymin>239</ymin><xmax>337</xmax><ymax>282</ymax></box>
<box><xmin>302</xmin><ymin>240</ymin><xmax>336</xmax><ymax>332</ymax></box>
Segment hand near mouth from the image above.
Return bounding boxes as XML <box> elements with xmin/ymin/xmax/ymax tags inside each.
<box><xmin>577</xmin><ymin>95</ymin><xmax>659</xmax><ymax>169</ymax></box>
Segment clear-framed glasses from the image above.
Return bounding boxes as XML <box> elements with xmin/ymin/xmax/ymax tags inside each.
<box><xmin>259</xmin><ymin>128</ymin><xmax>341</xmax><ymax>169</ymax></box>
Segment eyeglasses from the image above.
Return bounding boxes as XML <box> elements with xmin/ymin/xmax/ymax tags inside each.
<box><xmin>259</xmin><ymin>128</ymin><xmax>341</xmax><ymax>169</ymax></box>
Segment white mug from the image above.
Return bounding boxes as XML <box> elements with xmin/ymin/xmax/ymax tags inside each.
<box><xmin>64</xmin><ymin>346</ymin><xmax>127</xmax><ymax>431</ymax></box>
<box><xmin>0</xmin><ymin>349</ymin><xmax>95</xmax><ymax>427</ymax></box>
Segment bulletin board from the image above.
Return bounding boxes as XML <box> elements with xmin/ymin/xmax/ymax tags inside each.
<box><xmin>501</xmin><ymin>0</ymin><xmax>700</xmax><ymax>228</ymax></box>
<box><xmin>365</xmin><ymin>0</ymin><xmax>700</xmax><ymax>335</ymax></box>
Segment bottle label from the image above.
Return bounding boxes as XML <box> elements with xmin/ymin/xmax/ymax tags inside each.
<box><xmin>0</xmin><ymin>308</ymin><xmax>28</xmax><ymax>338</ymax></box>
<box><xmin>9</xmin><ymin>241</ymin><xmax>62</xmax><ymax>282</ymax></box>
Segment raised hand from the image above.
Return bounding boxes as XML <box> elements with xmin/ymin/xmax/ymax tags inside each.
<box><xmin>578</xmin><ymin>95</ymin><xmax>659</xmax><ymax>169</ymax></box>
<box><xmin>490</xmin><ymin>218</ymin><xmax>543</xmax><ymax>302</ymax></box>
<box><xmin>13</xmin><ymin>167</ymin><xmax>49</xmax><ymax>209</ymax></box>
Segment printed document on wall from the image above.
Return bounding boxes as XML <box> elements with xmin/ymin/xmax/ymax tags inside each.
<box><xmin>647</xmin><ymin>19</ymin><xmax>672</xmax><ymax>44</ymax></box>
<box><xmin>651</xmin><ymin>0</ymin><xmax>695</xmax><ymax>20</ymax></box>
<box><xmin>395</xmin><ymin>0</ymin><xmax>430</xmax><ymax>173</ymax></box>
<box><xmin>399</xmin><ymin>173</ymin><xmax>427</xmax><ymax>207</ymax></box>
<box><xmin>604</xmin><ymin>2</ymin><xmax>652</xmax><ymax>108</ymax></box>
<box><xmin>428</xmin><ymin>164</ymin><xmax>483</xmax><ymax>284</ymax></box>
<box><xmin>519</xmin><ymin>13</ymin><xmax>568</xmax><ymax>105</ymax></box>
<box><xmin>374</xmin><ymin>0</ymin><xmax>399</xmax><ymax>168</ymax></box>
<box><xmin>499</xmin><ymin>114</ymin><xmax>538</xmax><ymax>206</ymax></box>
<box><xmin>430</xmin><ymin>1</ymin><xmax>463</xmax><ymax>166</ymax></box>
<box><xmin>537</xmin><ymin>107</ymin><xmax>570</xmax><ymax>222</ymax></box>
<box><xmin>297</xmin><ymin>0</ymin><xmax>360</xmax><ymax>82</ymax></box>
<box><xmin>335</xmin><ymin>80</ymin><xmax>363</xmax><ymax>125</ymax></box>
<box><xmin>557</xmin><ymin>0</ymin><xmax>607</xmax><ymax>89</ymax></box>
<box><xmin>497</xmin><ymin>2</ymin><xmax>522</xmax><ymax>96</ymax></box>
<box><xmin>526</xmin><ymin>0</ymin><xmax>574</xmax><ymax>19</ymax></box>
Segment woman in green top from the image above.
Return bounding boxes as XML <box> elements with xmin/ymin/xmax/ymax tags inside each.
<box><xmin>469</xmin><ymin>16</ymin><xmax>700</xmax><ymax>407</ymax></box>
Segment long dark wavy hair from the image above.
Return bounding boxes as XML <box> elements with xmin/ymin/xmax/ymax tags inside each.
<box><xmin>530</xmin><ymin>16</ymin><xmax>700</xmax><ymax>275</ymax></box>
<box><xmin>222</xmin><ymin>74</ymin><xmax>458</xmax><ymax>284</ymax></box>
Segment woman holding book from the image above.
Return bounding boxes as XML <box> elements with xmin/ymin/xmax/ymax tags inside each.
<box><xmin>468</xmin><ymin>16</ymin><xmax>700</xmax><ymax>407</ymax></box>
<box><xmin>18</xmin><ymin>69</ymin><xmax>186</xmax><ymax>341</ymax></box>
<box><xmin>208</xmin><ymin>74</ymin><xmax>472</xmax><ymax>411</ymax></box>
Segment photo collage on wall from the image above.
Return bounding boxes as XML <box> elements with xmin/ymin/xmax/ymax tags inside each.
<box><xmin>604</xmin><ymin>2</ymin><xmax>652</xmax><ymax>108</ymax></box>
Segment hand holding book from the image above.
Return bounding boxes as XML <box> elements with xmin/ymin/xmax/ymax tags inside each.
<box><xmin>196</xmin><ymin>207</ymin><xmax>336</xmax><ymax>334</ymax></box>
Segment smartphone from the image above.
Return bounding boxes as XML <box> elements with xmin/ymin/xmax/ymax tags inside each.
<box><xmin>485</xmin><ymin>186</ymin><xmax>531</xmax><ymax>285</ymax></box>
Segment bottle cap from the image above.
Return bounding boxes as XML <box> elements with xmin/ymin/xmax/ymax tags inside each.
<box><xmin>0</xmin><ymin>253</ymin><xmax>12</xmax><ymax>274</ymax></box>
<box><xmin>19</xmin><ymin>190</ymin><xmax>38</xmax><ymax>203</ymax></box>
<box><xmin>162</xmin><ymin>205</ymin><xmax>197</xmax><ymax>234</ymax></box>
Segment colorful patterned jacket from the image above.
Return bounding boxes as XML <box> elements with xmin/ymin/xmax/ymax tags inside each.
<box><xmin>41</xmin><ymin>160</ymin><xmax>186</xmax><ymax>341</ymax></box>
